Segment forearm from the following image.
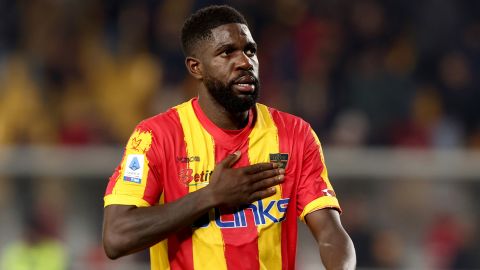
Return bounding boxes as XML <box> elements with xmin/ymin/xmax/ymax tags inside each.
<box><xmin>318</xmin><ymin>227</ymin><xmax>356</xmax><ymax>270</ymax></box>
<box><xmin>103</xmin><ymin>187</ymin><xmax>215</xmax><ymax>259</ymax></box>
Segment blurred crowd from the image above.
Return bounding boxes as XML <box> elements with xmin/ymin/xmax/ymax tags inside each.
<box><xmin>0</xmin><ymin>0</ymin><xmax>479</xmax><ymax>147</ymax></box>
<box><xmin>1</xmin><ymin>0</ymin><xmax>480</xmax><ymax>269</ymax></box>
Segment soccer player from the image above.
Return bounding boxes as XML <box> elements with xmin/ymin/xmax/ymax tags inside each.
<box><xmin>103</xmin><ymin>5</ymin><xmax>356</xmax><ymax>270</ymax></box>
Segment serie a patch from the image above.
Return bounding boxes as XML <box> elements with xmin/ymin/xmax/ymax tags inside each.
<box><xmin>123</xmin><ymin>154</ymin><xmax>145</xmax><ymax>184</ymax></box>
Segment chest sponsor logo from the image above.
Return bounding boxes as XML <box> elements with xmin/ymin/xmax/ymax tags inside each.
<box><xmin>270</xmin><ymin>153</ymin><xmax>289</xmax><ymax>169</ymax></box>
<box><xmin>193</xmin><ymin>198</ymin><xmax>290</xmax><ymax>229</ymax></box>
<box><xmin>123</xmin><ymin>154</ymin><xmax>144</xmax><ymax>184</ymax></box>
<box><xmin>178</xmin><ymin>168</ymin><xmax>213</xmax><ymax>186</ymax></box>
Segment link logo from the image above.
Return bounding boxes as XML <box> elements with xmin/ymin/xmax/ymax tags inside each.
<box><xmin>193</xmin><ymin>198</ymin><xmax>290</xmax><ymax>228</ymax></box>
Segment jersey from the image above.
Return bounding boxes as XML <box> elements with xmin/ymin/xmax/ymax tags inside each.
<box><xmin>104</xmin><ymin>98</ymin><xmax>340</xmax><ymax>270</ymax></box>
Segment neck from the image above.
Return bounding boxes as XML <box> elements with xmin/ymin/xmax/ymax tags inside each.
<box><xmin>197</xmin><ymin>93</ymin><xmax>250</xmax><ymax>130</ymax></box>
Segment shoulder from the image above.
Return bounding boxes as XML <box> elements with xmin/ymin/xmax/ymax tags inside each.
<box><xmin>140</xmin><ymin>107</ymin><xmax>182</xmax><ymax>131</ymax></box>
<box><xmin>131</xmin><ymin>105</ymin><xmax>185</xmax><ymax>149</ymax></box>
<box><xmin>261</xmin><ymin>104</ymin><xmax>312</xmax><ymax>134</ymax></box>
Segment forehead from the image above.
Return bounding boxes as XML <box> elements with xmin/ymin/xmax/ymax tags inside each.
<box><xmin>209</xmin><ymin>23</ymin><xmax>254</xmax><ymax>46</ymax></box>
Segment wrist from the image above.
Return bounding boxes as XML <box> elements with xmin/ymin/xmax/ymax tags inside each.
<box><xmin>199</xmin><ymin>185</ymin><xmax>221</xmax><ymax>209</ymax></box>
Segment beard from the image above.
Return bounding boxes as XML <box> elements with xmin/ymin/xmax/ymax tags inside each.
<box><xmin>204</xmin><ymin>74</ymin><xmax>260</xmax><ymax>114</ymax></box>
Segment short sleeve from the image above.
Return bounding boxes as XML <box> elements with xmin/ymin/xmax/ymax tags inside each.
<box><xmin>297</xmin><ymin>127</ymin><xmax>341</xmax><ymax>221</ymax></box>
<box><xmin>104</xmin><ymin>123</ymin><xmax>163</xmax><ymax>207</ymax></box>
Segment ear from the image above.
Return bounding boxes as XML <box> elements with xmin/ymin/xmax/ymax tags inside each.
<box><xmin>185</xmin><ymin>57</ymin><xmax>203</xmax><ymax>80</ymax></box>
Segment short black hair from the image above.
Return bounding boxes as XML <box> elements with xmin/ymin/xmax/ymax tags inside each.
<box><xmin>181</xmin><ymin>5</ymin><xmax>248</xmax><ymax>56</ymax></box>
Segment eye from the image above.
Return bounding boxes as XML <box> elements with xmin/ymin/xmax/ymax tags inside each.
<box><xmin>221</xmin><ymin>48</ymin><xmax>235</xmax><ymax>56</ymax></box>
<box><xmin>245</xmin><ymin>46</ymin><xmax>257</xmax><ymax>57</ymax></box>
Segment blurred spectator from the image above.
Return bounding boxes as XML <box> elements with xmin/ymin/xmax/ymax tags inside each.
<box><xmin>341</xmin><ymin>195</ymin><xmax>375</xmax><ymax>267</ymax></box>
<box><xmin>0</xmin><ymin>212</ymin><xmax>67</xmax><ymax>270</ymax></box>
<box><xmin>329</xmin><ymin>110</ymin><xmax>369</xmax><ymax>146</ymax></box>
<box><xmin>424</xmin><ymin>214</ymin><xmax>465</xmax><ymax>269</ymax></box>
<box><xmin>389</xmin><ymin>85</ymin><xmax>442</xmax><ymax>148</ymax></box>
<box><xmin>450</xmin><ymin>219</ymin><xmax>480</xmax><ymax>269</ymax></box>
<box><xmin>0</xmin><ymin>56</ymin><xmax>56</xmax><ymax>144</ymax></box>
<box><xmin>370</xmin><ymin>229</ymin><xmax>404</xmax><ymax>268</ymax></box>
<box><xmin>437</xmin><ymin>51</ymin><xmax>479</xmax><ymax>134</ymax></box>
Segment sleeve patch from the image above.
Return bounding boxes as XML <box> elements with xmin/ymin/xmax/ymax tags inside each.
<box><xmin>123</xmin><ymin>154</ymin><xmax>145</xmax><ymax>184</ymax></box>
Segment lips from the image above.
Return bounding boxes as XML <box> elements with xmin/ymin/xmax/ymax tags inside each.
<box><xmin>233</xmin><ymin>75</ymin><xmax>256</xmax><ymax>93</ymax></box>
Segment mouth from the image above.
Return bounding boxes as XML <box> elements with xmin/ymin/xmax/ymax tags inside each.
<box><xmin>232</xmin><ymin>75</ymin><xmax>256</xmax><ymax>93</ymax></box>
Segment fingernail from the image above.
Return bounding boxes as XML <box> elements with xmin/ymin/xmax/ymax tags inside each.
<box><xmin>270</xmin><ymin>187</ymin><xmax>276</xmax><ymax>193</ymax></box>
<box><xmin>278</xmin><ymin>175</ymin><xmax>284</xmax><ymax>180</ymax></box>
<box><xmin>279</xmin><ymin>168</ymin><xmax>285</xmax><ymax>174</ymax></box>
<box><xmin>234</xmin><ymin>150</ymin><xmax>241</xmax><ymax>156</ymax></box>
<box><xmin>272</xmin><ymin>163</ymin><xmax>279</xmax><ymax>168</ymax></box>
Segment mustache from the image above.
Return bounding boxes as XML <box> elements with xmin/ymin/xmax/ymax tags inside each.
<box><xmin>231</xmin><ymin>72</ymin><xmax>259</xmax><ymax>85</ymax></box>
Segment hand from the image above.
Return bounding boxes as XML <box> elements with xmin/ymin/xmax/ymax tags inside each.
<box><xmin>205</xmin><ymin>151</ymin><xmax>285</xmax><ymax>208</ymax></box>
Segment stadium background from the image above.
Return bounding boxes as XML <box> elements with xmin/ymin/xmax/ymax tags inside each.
<box><xmin>1</xmin><ymin>0</ymin><xmax>480</xmax><ymax>269</ymax></box>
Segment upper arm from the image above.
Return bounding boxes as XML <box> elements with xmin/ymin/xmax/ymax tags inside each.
<box><xmin>297</xmin><ymin>125</ymin><xmax>341</xmax><ymax>220</ymax></box>
<box><xmin>102</xmin><ymin>204</ymin><xmax>137</xmax><ymax>258</ymax></box>
<box><xmin>304</xmin><ymin>208</ymin><xmax>344</xmax><ymax>242</ymax></box>
<box><xmin>103</xmin><ymin>205</ymin><xmax>136</xmax><ymax>229</ymax></box>
<box><xmin>104</xmin><ymin>123</ymin><xmax>163</xmax><ymax>208</ymax></box>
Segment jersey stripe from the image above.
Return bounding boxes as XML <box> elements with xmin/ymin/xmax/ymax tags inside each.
<box><xmin>269</xmin><ymin>108</ymin><xmax>298</xmax><ymax>270</ymax></box>
<box><xmin>176</xmin><ymin>101</ymin><xmax>227</xmax><ymax>270</ymax></box>
<box><xmin>310</xmin><ymin>129</ymin><xmax>333</xmax><ymax>190</ymax></box>
<box><xmin>104</xmin><ymin>170</ymin><xmax>119</xmax><ymax>197</ymax></box>
<box><xmin>150</xmin><ymin>192</ymin><xmax>170</xmax><ymax>270</ymax></box>
<box><xmin>249</xmin><ymin>104</ymin><xmax>283</xmax><ymax>270</ymax></box>
<box><xmin>164</xmin><ymin>107</ymin><xmax>193</xmax><ymax>270</ymax></box>
<box><xmin>215</xmin><ymin>143</ymin><xmax>260</xmax><ymax>270</ymax></box>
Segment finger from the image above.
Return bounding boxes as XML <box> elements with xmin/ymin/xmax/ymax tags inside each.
<box><xmin>249</xmin><ymin>187</ymin><xmax>277</xmax><ymax>201</ymax></box>
<box><xmin>251</xmin><ymin>175</ymin><xmax>284</xmax><ymax>191</ymax></box>
<box><xmin>251</xmin><ymin>168</ymin><xmax>285</xmax><ymax>182</ymax></box>
<box><xmin>243</xmin><ymin>162</ymin><xmax>278</xmax><ymax>174</ymax></box>
<box><xmin>217</xmin><ymin>151</ymin><xmax>241</xmax><ymax>168</ymax></box>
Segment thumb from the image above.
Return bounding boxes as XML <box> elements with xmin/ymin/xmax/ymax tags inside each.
<box><xmin>219</xmin><ymin>151</ymin><xmax>241</xmax><ymax>168</ymax></box>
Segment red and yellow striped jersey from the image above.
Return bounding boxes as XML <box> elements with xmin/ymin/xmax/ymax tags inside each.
<box><xmin>104</xmin><ymin>98</ymin><xmax>340</xmax><ymax>270</ymax></box>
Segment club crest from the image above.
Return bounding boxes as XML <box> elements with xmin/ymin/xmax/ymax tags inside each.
<box><xmin>269</xmin><ymin>153</ymin><xmax>289</xmax><ymax>169</ymax></box>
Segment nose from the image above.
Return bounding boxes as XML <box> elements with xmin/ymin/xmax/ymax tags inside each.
<box><xmin>236</xmin><ymin>52</ymin><xmax>254</xmax><ymax>71</ymax></box>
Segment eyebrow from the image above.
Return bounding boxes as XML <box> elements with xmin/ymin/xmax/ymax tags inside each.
<box><xmin>246</xmin><ymin>41</ymin><xmax>257</xmax><ymax>49</ymax></box>
<box><xmin>214</xmin><ymin>41</ymin><xmax>257</xmax><ymax>54</ymax></box>
<box><xmin>215</xmin><ymin>43</ymin><xmax>235</xmax><ymax>53</ymax></box>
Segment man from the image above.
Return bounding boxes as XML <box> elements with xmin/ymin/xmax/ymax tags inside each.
<box><xmin>103</xmin><ymin>5</ymin><xmax>356</xmax><ymax>270</ymax></box>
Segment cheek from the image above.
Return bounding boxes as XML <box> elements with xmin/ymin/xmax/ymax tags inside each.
<box><xmin>252</xmin><ymin>65</ymin><xmax>260</xmax><ymax>78</ymax></box>
<box><xmin>252</xmin><ymin>57</ymin><xmax>259</xmax><ymax>70</ymax></box>
<box><xmin>209</xmin><ymin>60</ymin><xmax>232</xmax><ymax>76</ymax></box>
